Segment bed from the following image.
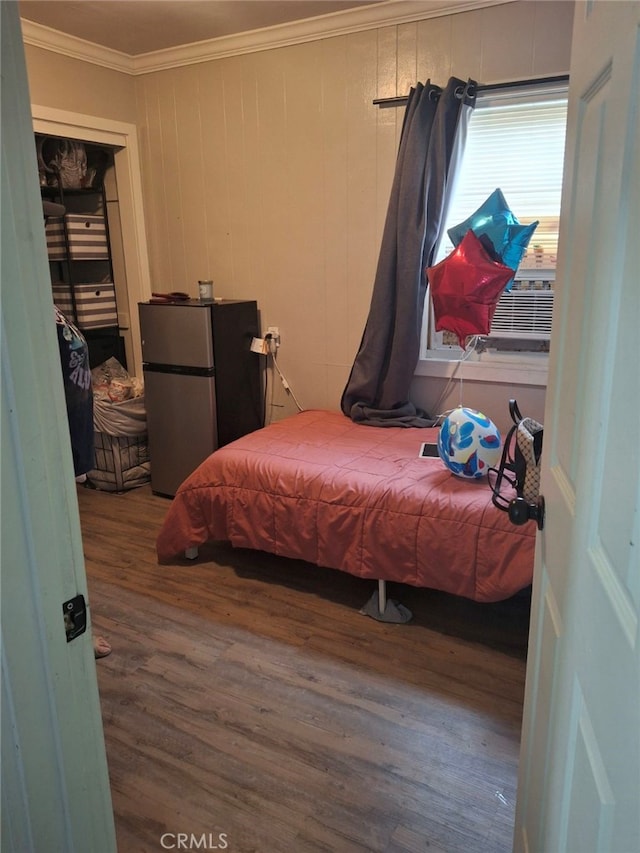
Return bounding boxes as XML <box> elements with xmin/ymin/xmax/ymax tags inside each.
<box><xmin>156</xmin><ymin>409</ymin><xmax>535</xmax><ymax>621</ymax></box>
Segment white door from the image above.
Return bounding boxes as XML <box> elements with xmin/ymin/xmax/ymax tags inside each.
<box><xmin>1</xmin><ymin>4</ymin><xmax>116</xmax><ymax>850</ymax></box>
<box><xmin>514</xmin><ymin>2</ymin><xmax>640</xmax><ymax>852</ymax></box>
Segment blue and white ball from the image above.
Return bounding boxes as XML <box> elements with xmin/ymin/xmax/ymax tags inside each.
<box><xmin>437</xmin><ymin>407</ymin><xmax>501</xmax><ymax>479</ymax></box>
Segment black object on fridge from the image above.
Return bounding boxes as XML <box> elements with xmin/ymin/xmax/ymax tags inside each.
<box><xmin>139</xmin><ymin>299</ymin><xmax>262</xmax><ymax>497</ymax></box>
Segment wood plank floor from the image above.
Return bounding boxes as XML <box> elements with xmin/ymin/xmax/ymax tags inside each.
<box><xmin>77</xmin><ymin>483</ymin><xmax>530</xmax><ymax>853</ymax></box>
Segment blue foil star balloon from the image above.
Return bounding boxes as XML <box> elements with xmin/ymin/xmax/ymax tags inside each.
<box><xmin>447</xmin><ymin>189</ymin><xmax>538</xmax><ymax>290</ymax></box>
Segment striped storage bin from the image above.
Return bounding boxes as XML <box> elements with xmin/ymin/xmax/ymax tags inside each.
<box><xmin>46</xmin><ymin>213</ymin><xmax>109</xmax><ymax>260</ymax></box>
<box><xmin>52</xmin><ymin>281</ymin><xmax>118</xmax><ymax>329</ymax></box>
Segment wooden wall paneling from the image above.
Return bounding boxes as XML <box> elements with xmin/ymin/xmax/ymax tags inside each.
<box><xmin>396</xmin><ymin>22</ymin><xmax>418</xmax><ymax>104</ymax></box>
<box><xmin>252</xmin><ymin>48</ymin><xmax>307</xmax><ymax>419</ymax></box>
<box><xmin>376</xmin><ymin>25</ymin><xmax>402</xmax><ymax>236</ymax></box>
<box><xmin>375</xmin><ymin>26</ymin><xmax>399</xmax><ymax>251</ymax></box>
<box><xmin>286</xmin><ymin>42</ymin><xmax>333</xmax><ymax>410</ymax></box>
<box><xmin>416</xmin><ymin>15</ymin><xmax>453</xmax><ymax>87</ymax></box>
<box><xmin>266</xmin><ymin>50</ymin><xmax>300</xmax><ymax>310</ymax></box>
<box><xmin>173</xmin><ymin>64</ymin><xmax>210</xmax><ymax>290</ymax></box>
<box><xmin>280</xmin><ymin>41</ymin><xmax>326</xmax><ymax>360</ymax></box>
<box><xmin>236</xmin><ymin>52</ymin><xmax>264</xmax><ymax>300</ymax></box>
<box><xmin>25</xmin><ymin>45</ymin><xmax>137</xmax><ymax>123</ymax></box>
<box><xmin>219</xmin><ymin>56</ymin><xmax>251</xmax><ymax>293</ymax></box>
<box><xmin>254</xmin><ymin>50</ymin><xmax>289</xmax><ymax>308</ymax></box>
<box><xmin>197</xmin><ymin>61</ymin><xmax>234</xmax><ymax>296</ymax></box>
<box><xmin>230</xmin><ymin>56</ymin><xmax>259</xmax><ymax>296</ymax></box>
<box><xmin>369</xmin><ymin>27</ymin><xmax>401</xmax><ymax>407</ymax></box>
<box><xmin>450</xmin><ymin>8</ymin><xmax>484</xmax><ymax>85</ymax></box>
<box><xmin>136</xmin><ymin>75</ymin><xmax>171</xmax><ymax>291</ymax></box>
<box><xmin>240</xmin><ymin>53</ymin><xmax>265</xmax><ymax>301</ymax></box>
<box><xmin>156</xmin><ymin>73</ymin><xmax>188</xmax><ymax>290</ymax></box>
<box><xmin>320</xmin><ymin>36</ymin><xmax>350</xmax><ymax>370</ymax></box>
<box><xmin>532</xmin><ymin>1</ymin><xmax>576</xmax><ymax>76</ymax></box>
<box><xmin>479</xmin><ymin>1</ymin><xmax>536</xmax><ymax>83</ymax></box>
<box><xmin>376</xmin><ymin>25</ymin><xmax>399</xmax><ymax>101</ymax></box>
<box><xmin>345</xmin><ymin>29</ymin><xmax>379</xmax><ymax>364</ymax></box>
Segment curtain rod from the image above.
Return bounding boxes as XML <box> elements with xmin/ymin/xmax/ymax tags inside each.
<box><xmin>372</xmin><ymin>74</ymin><xmax>569</xmax><ymax>107</ymax></box>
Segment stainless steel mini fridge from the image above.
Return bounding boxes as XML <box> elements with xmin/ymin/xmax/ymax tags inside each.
<box><xmin>139</xmin><ymin>299</ymin><xmax>261</xmax><ymax>497</ymax></box>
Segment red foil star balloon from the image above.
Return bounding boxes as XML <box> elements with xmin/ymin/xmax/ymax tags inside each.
<box><xmin>427</xmin><ymin>230</ymin><xmax>515</xmax><ymax>348</ymax></box>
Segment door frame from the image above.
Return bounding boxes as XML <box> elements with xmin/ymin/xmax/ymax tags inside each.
<box><xmin>32</xmin><ymin>105</ymin><xmax>152</xmax><ymax>376</ymax></box>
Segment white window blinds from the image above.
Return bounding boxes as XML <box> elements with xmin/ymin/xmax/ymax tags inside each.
<box><xmin>427</xmin><ymin>85</ymin><xmax>568</xmax><ymax>350</ymax></box>
<box><xmin>439</xmin><ymin>90</ymin><xmax>568</xmax><ymax>268</ymax></box>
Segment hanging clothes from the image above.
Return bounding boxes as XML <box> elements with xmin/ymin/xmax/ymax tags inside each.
<box><xmin>55</xmin><ymin>305</ymin><xmax>94</xmax><ymax>476</ymax></box>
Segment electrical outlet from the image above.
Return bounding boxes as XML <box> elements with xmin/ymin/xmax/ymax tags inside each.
<box><xmin>267</xmin><ymin>326</ymin><xmax>281</xmax><ymax>349</ymax></box>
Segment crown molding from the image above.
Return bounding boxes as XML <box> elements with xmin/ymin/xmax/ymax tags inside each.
<box><xmin>21</xmin><ymin>0</ymin><xmax>510</xmax><ymax>77</ymax></box>
<box><xmin>131</xmin><ymin>0</ymin><xmax>509</xmax><ymax>74</ymax></box>
<box><xmin>20</xmin><ymin>19</ymin><xmax>133</xmax><ymax>74</ymax></box>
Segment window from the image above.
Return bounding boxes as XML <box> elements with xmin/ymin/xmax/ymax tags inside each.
<box><xmin>424</xmin><ymin>82</ymin><xmax>568</xmax><ymax>358</ymax></box>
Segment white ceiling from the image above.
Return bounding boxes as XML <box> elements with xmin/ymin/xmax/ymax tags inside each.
<box><xmin>19</xmin><ymin>0</ymin><xmax>385</xmax><ymax>56</ymax></box>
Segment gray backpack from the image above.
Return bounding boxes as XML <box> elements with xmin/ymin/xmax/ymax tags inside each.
<box><xmin>489</xmin><ymin>399</ymin><xmax>545</xmax><ymax>529</ymax></box>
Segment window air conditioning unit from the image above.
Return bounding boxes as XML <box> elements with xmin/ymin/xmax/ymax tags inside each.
<box><xmin>487</xmin><ymin>287</ymin><xmax>554</xmax><ymax>340</ymax></box>
<box><xmin>428</xmin><ymin>272</ymin><xmax>555</xmax><ymax>349</ymax></box>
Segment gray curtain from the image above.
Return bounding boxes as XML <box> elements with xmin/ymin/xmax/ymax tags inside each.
<box><xmin>341</xmin><ymin>77</ymin><xmax>477</xmax><ymax>426</ymax></box>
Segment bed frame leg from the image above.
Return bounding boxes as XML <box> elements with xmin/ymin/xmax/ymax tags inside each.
<box><xmin>185</xmin><ymin>546</ymin><xmax>198</xmax><ymax>560</ymax></box>
<box><xmin>359</xmin><ymin>579</ymin><xmax>412</xmax><ymax>623</ymax></box>
<box><xmin>378</xmin><ymin>579</ymin><xmax>387</xmax><ymax>614</ymax></box>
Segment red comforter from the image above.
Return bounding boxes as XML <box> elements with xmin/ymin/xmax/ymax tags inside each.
<box><xmin>156</xmin><ymin>409</ymin><xmax>535</xmax><ymax>602</ymax></box>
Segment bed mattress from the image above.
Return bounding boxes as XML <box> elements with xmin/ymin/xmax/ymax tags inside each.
<box><xmin>156</xmin><ymin>409</ymin><xmax>535</xmax><ymax>602</ymax></box>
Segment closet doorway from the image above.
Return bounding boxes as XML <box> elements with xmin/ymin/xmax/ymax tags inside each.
<box><xmin>32</xmin><ymin>105</ymin><xmax>152</xmax><ymax>376</ymax></box>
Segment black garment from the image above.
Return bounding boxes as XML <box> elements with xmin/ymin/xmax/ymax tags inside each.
<box><xmin>55</xmin><ymin>306</ymin><xmax>94</xmax><ymax>476</ymax></box>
